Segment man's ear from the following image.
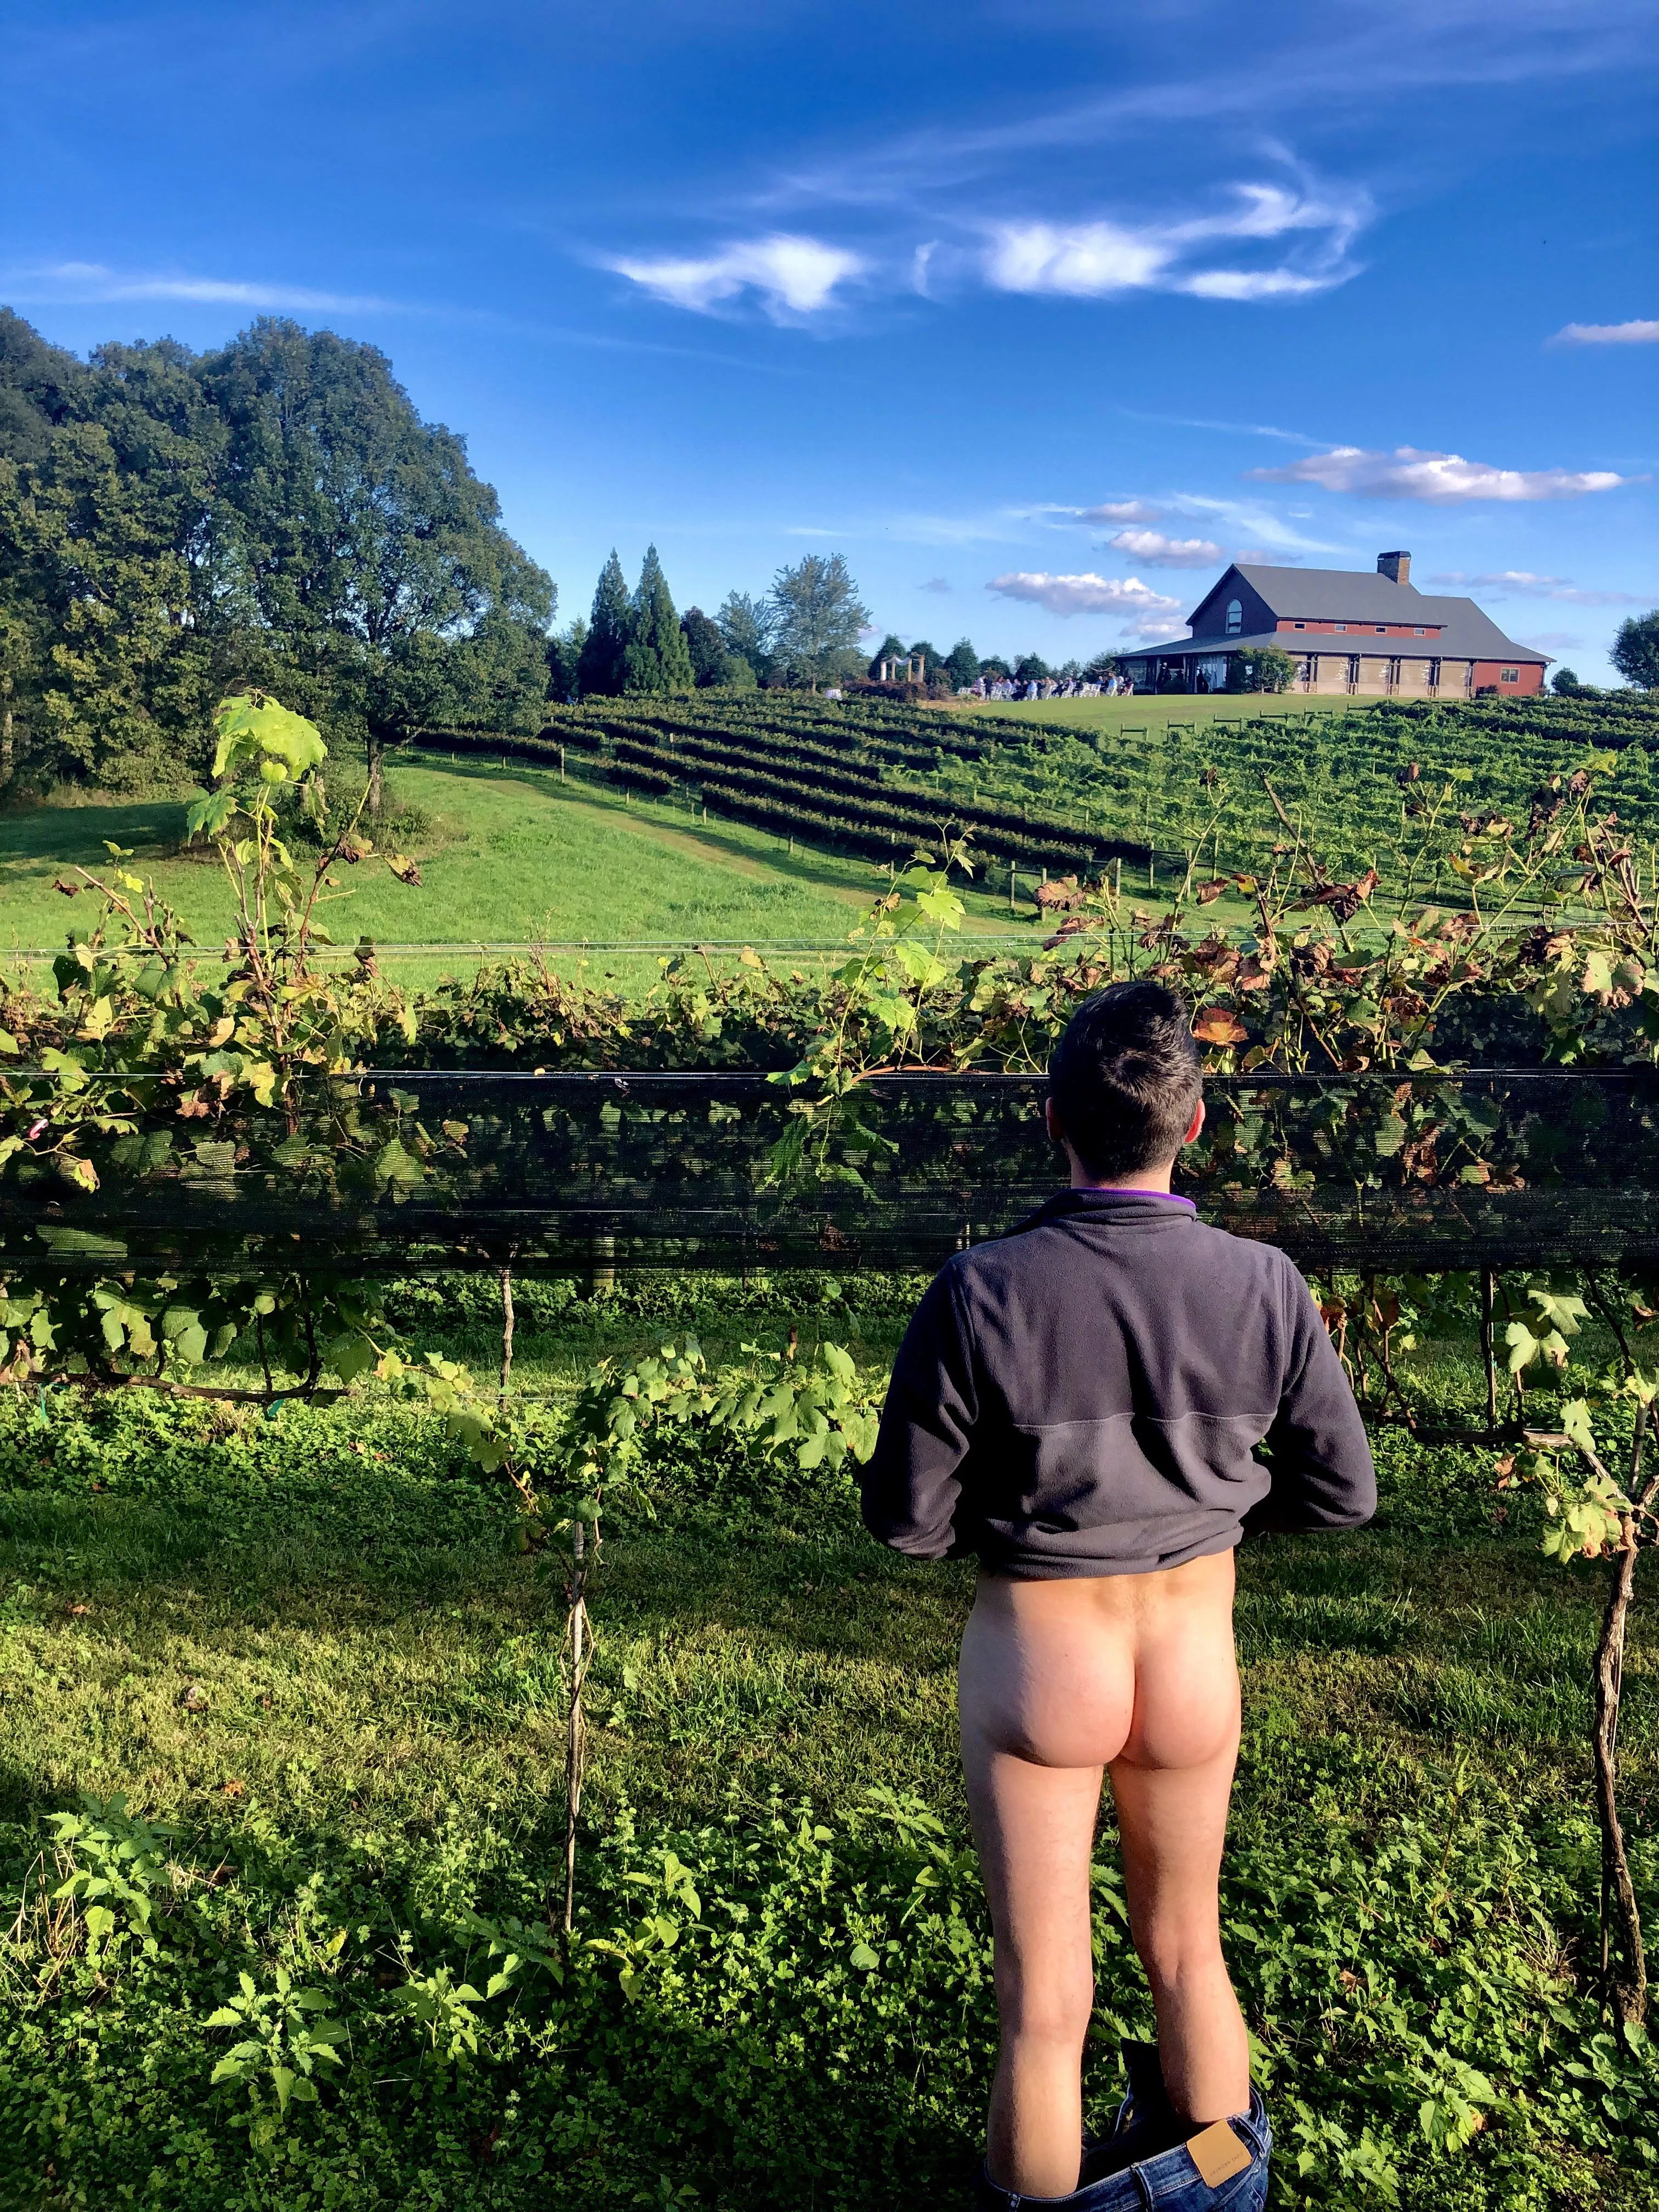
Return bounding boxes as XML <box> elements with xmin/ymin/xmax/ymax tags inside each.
<box><xmin>1044</xmin><ymin>1096</ymin><xmax>1064</xmax><ymax>1144</ymax></box>
<box><xmin>1183</xmin><ymin>1098</ymin><xmax>1206</xmax><ymax>1146</ymax></box>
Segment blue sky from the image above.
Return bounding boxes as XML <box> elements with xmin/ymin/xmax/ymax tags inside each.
<box><xmin>3</xmin><ymin>0</ymin><xmax>1656</xmax><ymax>678</ymax></box>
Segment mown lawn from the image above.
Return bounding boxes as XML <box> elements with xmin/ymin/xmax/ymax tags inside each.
<box><xmin>0</xmin><ymin>760</ymin><xmax>1046</xmax><ymax>989</ymax></box>
<box><xmin>1</xmin><ymin>1285</ymin><xmax>1655</xmax><ymax>2210</ymax></box>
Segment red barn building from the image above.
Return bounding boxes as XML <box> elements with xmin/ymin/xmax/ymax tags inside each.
<box><xmin>1120</xmin><ymin>551</ymin><xmax>1549</xmax><ymax>698</ymax></box>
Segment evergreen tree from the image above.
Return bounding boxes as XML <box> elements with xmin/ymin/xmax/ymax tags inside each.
<box><xmin>578</xmin><ymin>551</ymin><xmax>631</xmax><ymax>697</ymax></box>
<box><xmin>548</xmin><ymin>617</ymin><xmax>588</xmax><ymax>703</ymax></box>
<box><xmin>867</xmin><ymin>631</ymin><xmax>908</xmax><ymax>678</ymax></box>
<box><xmin>681</xmin><ymin>605</ymin><xmax>732</xmax><ymax>687</ymax></box>
<box><xmin>945</xmin><ymin>638</ymin><xmax>980</xmax><ymax>688</ymax></box>
<box><xmin>623</xmin><ymin>545</ymin><xmax>695</xmax><ymax>695</ymax></box>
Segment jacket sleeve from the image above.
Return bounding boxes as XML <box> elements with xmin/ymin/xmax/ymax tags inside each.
<box><xmin>1244</xmin><ymin>1266</ymin><xmax>1376</xmax><ymax>1536</ymax></box>
<box><xmin>860</xmin><ymin>1261</ymin><xmax>979</xmax><ymax>1560</ymax></box>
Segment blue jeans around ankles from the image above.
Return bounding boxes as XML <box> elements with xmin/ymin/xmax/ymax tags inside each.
<box><xmin>978</xmin><ymin>2090</ymin><xmax>1271</xmax><ymax>2211</ymax></box>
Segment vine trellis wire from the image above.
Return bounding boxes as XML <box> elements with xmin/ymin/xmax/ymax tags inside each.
<box><xmin>5</xmin><ymin>1068</ymin><xmax>1659</xmax><ymax>1277</ymax></box>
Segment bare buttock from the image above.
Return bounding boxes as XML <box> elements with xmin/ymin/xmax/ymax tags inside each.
<box><xmin>958</xmin><ymin>1549</ymin><xmax>1241</xmax><ymax>1774</ymax></box>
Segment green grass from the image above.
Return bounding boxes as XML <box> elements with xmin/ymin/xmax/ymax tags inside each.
<box><xmin>0</xmin><ymin>760</ymin><xmax>1051</xmax><ymax>991</ymax></box>
<box><xmin>1</xmin><ymin>1289</ymin><xmax>1656</xmax><ymax>2208</ymax></box>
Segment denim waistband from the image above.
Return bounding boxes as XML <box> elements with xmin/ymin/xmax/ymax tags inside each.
<box><xmin>983</xmin><ymin>2088</ymin><xmax>1271</xmax><ymax>2209</ymax></box>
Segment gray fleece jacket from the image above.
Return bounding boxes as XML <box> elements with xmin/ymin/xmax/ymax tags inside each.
<box><xmin>862</xmin><ymin>1187</ymin><xmax>1375</xmax><ymax>1578</ymax></box>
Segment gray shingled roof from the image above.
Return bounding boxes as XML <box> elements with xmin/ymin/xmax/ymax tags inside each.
<box><xmin>1164</xmin><ymin>562</ymin><xmax>1548</xmax><ymax>663</ymax></box>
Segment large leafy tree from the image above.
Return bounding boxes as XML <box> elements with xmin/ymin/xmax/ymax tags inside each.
<box><xmin>0</xmin><ymin>308</ymin><xmax>85</xmax><ymax>462</ymax></box>
<box><xmin>199</xmin><ymin>319</ymin><xmax>552</xmax><ymax>809</ymax></box>
<box><xmin>766</xmin><ymin>554</ymin><xmax>870</xmax><ymax>687</ymax></box>
<box><xmin>578</xmin><ymin>551</ymin><xmax>631</xmax><ymax>698</ymax></box>
<box><xmin>1612</xmin><ymin>612</ymin><xmax>1659</xmax><ymax>691</ymax></box>
<box><xmin>623</xmin><ymin>545</ymin><xmax>694</xmax><ymax>696</ymax></box>
<box><xmin>0</xmin><ymin>336</ymin><xmax>228</xmax><ymax>789</ymax></box>
<box><xmin>715</xmin><ymin>590</ymin><xmax>774</xmax><ymax>684</ymax></box>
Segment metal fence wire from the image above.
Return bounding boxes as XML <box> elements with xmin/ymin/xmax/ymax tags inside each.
<box><xmin>5</xmin><ymin>1068</ymin><xmax>1659</xmax><ymax>1276</ymax></box>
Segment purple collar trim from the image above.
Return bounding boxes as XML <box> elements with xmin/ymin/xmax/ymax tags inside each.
<box><xmin>1073</xmin><ymin>1186</ymin><xmax>1197</xmax><ymax>1210</ymax></box>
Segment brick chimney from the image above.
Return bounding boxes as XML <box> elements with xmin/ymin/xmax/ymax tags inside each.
<box><xmin>1377</xmin><ymin>550</ymin><xmax>1411</xmax><ymax>585</ymax></box>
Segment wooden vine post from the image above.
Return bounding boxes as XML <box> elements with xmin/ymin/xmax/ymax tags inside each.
<box><xmin>1541</xmin><ymin>1391</ymin><xmax>1659</xmax><ymax>2028</ymax></box>
<box><xmin>1588</xmin><ymin>1404</ymin><xmax>1656</xmax><ymax>2025</ymax></box>
<box><xmin>562</xmin><ymin>1514</ymin><xmax>592</xmax><ymax>1938</ymax></box>
<box><xmin>499</xmin><ymin>1263</ymin><xmax>515</xmax><ymax>1401</ymax></box>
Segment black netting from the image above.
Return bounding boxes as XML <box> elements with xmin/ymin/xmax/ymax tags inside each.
<box><xmin>5</xmin><ymin>1069</ymin><xmax>1659</xmax><ymax>1275</ymax></box>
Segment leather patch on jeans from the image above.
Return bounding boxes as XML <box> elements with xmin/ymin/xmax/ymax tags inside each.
<box><xmin>1187</xmin><ymin>2120</ymin><xmax>1252</xmax><ymax>2187</ymax></box>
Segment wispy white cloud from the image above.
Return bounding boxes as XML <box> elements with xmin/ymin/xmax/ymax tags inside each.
<box><xmin>1426</xmin><ymin>568</ymin><xmax>1650</xmax><ymax>606</ymax></box>
<box><xmin>982</xmin><ymin>176</ymin><xmax>1368</xmax><ymax>303</ymax></box>
<box><xmin>1250</xmin><ymin>445</ymin><xmax>1633</xmax><ymax>502</ymax></box>
<box><xmin>920</xmin><ymin>576</ymin><xmax>952</xmax><ymax>592</ymax></box>
<box><xmin>1520</xmin><ymin>630</ymin><xmax>1584</xmax><ymax>651</ymax></box>
<box><xmin>1106</xmin><ymin>528</ymin><xmax>1225</xmax><ymax>568</ymax></box>
<box><xmin>1073</xmin><ymin>498</ymin><xmax>1163</xmax><ymax>524</ymax></box>
<box><xmin>986</xmin><ymin>571</ymin><xmax>1182</xmax><ymax>619</ymax></box>
<box><xmin>608</xmin><ymin>234</ymin><xmax>864</xmax><ymax>318</ymax></box>
<box><xmin>1552</xmin><ymin>319</ymin><xmax>1659</xmax><ymax>345</ymax></box>
<box><xmin>7</xmin><ymin>261</ymin><xmax>393</xmax><ymax>312</ymax></box>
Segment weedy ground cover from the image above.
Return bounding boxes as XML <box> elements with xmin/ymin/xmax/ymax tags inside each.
<box><xmin>1</xmin><ymin>1290</ymin><xmax>1656</xmax><ymax>2210</ymax></box>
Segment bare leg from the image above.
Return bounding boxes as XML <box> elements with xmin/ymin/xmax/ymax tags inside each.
<box><xmin>1109</xmin><ymin>1610</ymin><xmax>1248</xmax><ymax>2123</ymax></box>
<box><xmin>962</xmin><ymin>1735</ymin><xmax>1102</xmax><ymax>2196</ymax></box>
<box><xmin>959</xmin><ymin>1553</ymin><xmax>1246</xmax><ymax>2189</ymax></box>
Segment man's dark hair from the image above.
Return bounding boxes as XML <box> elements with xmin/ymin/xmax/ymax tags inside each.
<box><xmin>1048</xmin><ymin>980</ymin><xmax>1201</xmax><ymax>1180</ymax></box>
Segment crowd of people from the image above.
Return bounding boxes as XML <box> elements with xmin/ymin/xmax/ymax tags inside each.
<box><xmin>966</xmin><ymin>672</ymin><xmax>1137</xmax><ymax>702</ymax></box>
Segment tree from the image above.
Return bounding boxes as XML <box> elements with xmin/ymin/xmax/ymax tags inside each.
<box><xmin>200</xmin><ymin>319</ymin><xmax>552</xmax><ymax>811</ymax></box>
<box><xmin>979</xmin><ymin>656</ymin><xmax>1012</xmax><ymax>681</ymax></box>
<box><xmin>907</xmin><ymin>639</ymin><xmax>941</xmax><ymax>675</ymax></box>
<box><xmin>548</xmin><ymin>617</ymin><xmax>588</xmax><ymax>704</ymax></box>
<box><xmin>1085</xmin><ymin>651</ymin><xmax>1121</xmax><ymax>683</ymax></box>
<box><xmin>766</xmin><ymin>553</ymin><xmax>871</xmax><ymax>687</ymax></box>
<box><xmin>578</xmin><ymin>552</ymin><xmax>631</xmax><ymax>699</ymax></box>
<box><xmin>1014</xmin><ymin>653</ymin><xmax>1051</xmax><ymax>684</ymax></box>
<box><xmin>1229</xmin><ymin>646</ymin><xmax>1296</xmax><ymax>693</ymax></box>
<box><xmin>0</xmin><ymin>308</ymin><xmax>86</xmax><ymax>465</ymax></box>
<box><xmin>867</xmin><ymin>631</ymin><xmax>908</xmax><ymax>678</ymax></box>
<box><xmin>945</xmin><ymin>639</ymin><xmax>980</xmax><ymax>689</ymax></box>
<box><xmin>1551</xmin><ymin>667</ymin><xmax>1584</xmax><ymax>697</ymax></box>
<box><xmin>1612</xmin><ymin>612</ymin><xmax>1659</xmax><ymax>691</ymax></box>
<box><xmin>715</xmin><ymin>590</ymin><xmax>775</xmax><ymax>681</ymax></box>
<box><xmin>681</xmin><ymin>606</ymin><xmax>732</xmax><ymax>687</ymax></box>
<box><xmin>0</xmin><ymin>338</ymin><xmax>228</xmax><ymax>792</ymax></box>
<box><xmin>623</xmin><ymin>546</ymin><xmax>694</xmax><ymax>696</ymax></box>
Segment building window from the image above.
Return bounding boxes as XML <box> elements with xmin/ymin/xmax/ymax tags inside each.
<box><xmin>1334</xmin><ymin>622</ymin><xmax>1346</xmax><ymax>633</ymax></box>
<box><xmin>1413</xmin><ymin>627</ymin><xmax>1425</xmax><ymax>636</ymax></box>
<box><xmin>1500</xmin><ymin>667</ymin><xmax>1519</xmax><ymax>682</ymax></box>
<box><xmin>1225</xmin><ymin>599</ymin><xmax>1243</xmax><ymax>636</ymax></box>
<box><xmin>1293</xmin><ymin>620</ymin><xmax>1306</xmax><ymax>630</ymax></box>
<box><xmin>1375</xmin><ymin>624</ymin><xmax>1387</xmax><ymax>634</ymax></box>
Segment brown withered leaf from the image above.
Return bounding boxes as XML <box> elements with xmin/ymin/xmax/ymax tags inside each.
<box><xmin>1192</xmin><ymin>1006</ymin><xmax>1248</xmax><ymax>1046</ymax></box>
